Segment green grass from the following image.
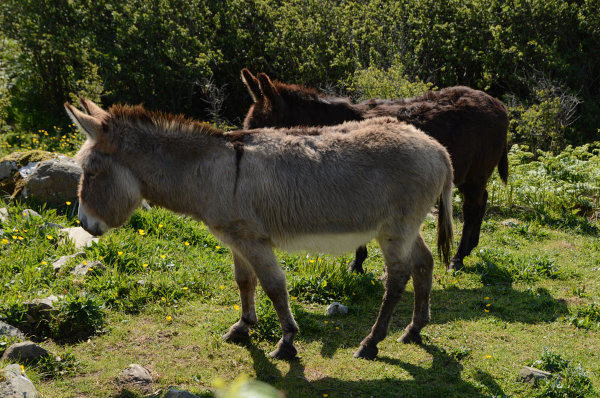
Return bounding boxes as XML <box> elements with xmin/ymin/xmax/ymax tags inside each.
<box><xmin>1</xmin><ymin>144</ymin><xmax>599</xmax><ymax>397</ymax></box>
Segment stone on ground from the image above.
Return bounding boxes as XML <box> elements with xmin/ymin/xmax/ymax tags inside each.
<box><xmin>117</xmin><ymin>364</ymin><xmax>154</xmax><ymax>394</ymax></box>
<box><xmin>60</xmin><ymin>227</ymin><xmax>99</xmax><ymax>248</ymax></box>
<box><xmin>1</xmin><ymin>341</ymin><xmax>50</xmax><ymax>363</ymax></box>
<box><xmin>0</xmin><ymin>364</ymin><xmax>39</xmax><ymax>398</ymax></box>
<box><xmin>0</xmin><ymin>321</ymin><xmax>24</xmax><ymax>339</ymax></box>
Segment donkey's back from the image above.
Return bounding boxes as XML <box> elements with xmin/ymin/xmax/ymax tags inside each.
<box><xmin>217</xmin><ymin>117</ymin><xmax>453</xmax><ymax>258</ymax></box>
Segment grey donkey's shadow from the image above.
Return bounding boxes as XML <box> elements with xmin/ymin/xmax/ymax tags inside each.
<box><xmin>243</xmin><ymin>342</ymin><xmax>503</xmax><ymax>397</ymax></box>
<box><xmin>282</xmin><ymin>282</ymin><xmax>568</xmax><ymax>359</ymax></box>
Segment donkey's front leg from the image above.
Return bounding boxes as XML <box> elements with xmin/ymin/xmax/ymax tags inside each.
<box><xmin>223</xmin><ymin>253</ymin><xmax>258</xmax><ymax>343</ymax></box>
<box><xmin>238</xmin><ymin>241</ymin><xmax>298</xmax><ymax>359</ymax></box>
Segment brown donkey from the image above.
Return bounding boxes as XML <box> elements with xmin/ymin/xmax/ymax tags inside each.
<box><xmin>242</xmin><ymin>69</ymin><xmax>509</xmax><ymax>272</ymax></box>
<box><xmin>65</xmin><ymin>99</ymin><xmax>453</xmax><ymax>360</ymax></box>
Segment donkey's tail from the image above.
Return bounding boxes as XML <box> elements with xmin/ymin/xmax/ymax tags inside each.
<box><xmin>498</xmin><ymin>142</ymin><xmax>509</xmax><ymax>184</ymax></box>
<box><xmin>437</xmin><ymin>169</ymin><xmax>454</xmax><ymax>267</ymax></box>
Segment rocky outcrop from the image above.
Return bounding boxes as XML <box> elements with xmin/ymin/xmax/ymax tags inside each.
<box><xmin>0</xmin><ymin>151</ymin><xmax>81</xmax><ymax>208</ymax></box>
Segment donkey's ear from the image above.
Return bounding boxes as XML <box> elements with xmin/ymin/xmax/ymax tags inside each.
<box><xmin>64</xmin><ymin>102</ymin><xmax>103</xmax><ymax>141</ymax></box>
<box><xmin>79</xmin><ymin>97</ymin><xmax>109</xmax><ymax>120</ymax></box>
<box><xmin>256</xmin><ymin>73</ymin><xmax>279</xmax><ymax>103</ymax></box>
<box><xmin>241</xmin><ymin>68</ymin><xmax>262</xmax><ymax>102</ymax></box>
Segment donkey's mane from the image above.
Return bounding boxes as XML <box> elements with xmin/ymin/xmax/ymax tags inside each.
<box><xmin>272</xmin><ymin>80</ymin><xmax>353</xmax><ymax>106</ymax></box>
<box><xmin>108</xmin><ymin>104</ymin><xmax>224</xmax><ymax>138</ymax></box>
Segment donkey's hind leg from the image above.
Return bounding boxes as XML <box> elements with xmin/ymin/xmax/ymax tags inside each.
<box><xmin>450</xmin><ymin>183</ymin><xmax>488</xmax><ymax>271</ymax></box>
<box><xmin>236</xmin><ymin>241</ymin><xmax>298</xmax><ymax>360</ymax></box>
<box><xmin>347</xmin><ymin>245</ymin><xmax>368</xmax><ymax>273</ymax></box>
<box><xmin>354</xmin><ymin>237</ymin><xmax>414</xmax><ymax>360</ymax></box>
<box><xmin>399</xmin><ymin>234</ymin><xmax>433</xmax><ymax>344</ymax></box>
<box><xmin>223</xmin><ymin>253</ymin><xmax>258</xmax><ymax>343</ymax></box>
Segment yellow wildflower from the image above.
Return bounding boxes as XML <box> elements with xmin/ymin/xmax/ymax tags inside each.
<box><xmin>184</xmin><ymin>241</ymin><xmax>190</xmax><ymax>246</ymax></box>
<box><xmin>66</xmin><ymin>201</ymin><xmax>72</xmax><ymax>205</ymax></box>
<box><xmin>46</xmin><ymin>235</ymin><xmax>54</xmax><ymax>240</ymax></box>
<box><xmin>138</xmin><ymin>229</ymin><xmax>145</xmax><ymax>236</ymax></box>
<box><xmin>166</xmin><ymin>316</ymin><xmax>172</xmax><ymax>322</ymax></box>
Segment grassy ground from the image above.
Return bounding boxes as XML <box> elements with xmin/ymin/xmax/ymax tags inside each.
<box><xmin>1</xmin><ymin>201</ymin><xmax>599</xmax><ymax>397</ymax></box>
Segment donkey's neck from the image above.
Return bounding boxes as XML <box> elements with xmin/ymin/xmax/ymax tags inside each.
<box><xmin>114</xmin><ymin>120</ymin><xmax>234</xmax><ymax>219</ymax></box>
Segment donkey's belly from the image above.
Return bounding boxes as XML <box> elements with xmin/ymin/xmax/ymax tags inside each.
<box><xmin>273</xmin><ymin>231</ymin><xmax>377</xmax><ymax>254</ymax></box>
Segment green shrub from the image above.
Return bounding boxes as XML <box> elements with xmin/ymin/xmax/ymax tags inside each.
<box><xmin>351</xmin><ymin>61</ymin><xmax>436</xmax><ymax>100</ymax></box>
<box><xmin>487</xmin><ymin>144</ymin><xmax>600</xmax><ymax>232</ymax></box>
<box><xmin>50</xmin><ymin>292</ymin><xmax>106</xmax><ymax>342</ymax></box>
<box><xmin>568</xmin><ymin>303</ymin><xmax>600</xmax><ymax>330</ymax></box>
<box><xmin>288</xmin><ymin>266</ymin><xmax>381</xmax><ymax>305</ymax></box>
<box><xmin>32</xmin><ymin>351</ymin><xmax>79</xmax><ymax>380</ymax></box>
<box><xmin>531</xmin><ymin>349</ymin><xmax>595</xmax><ymax>398</ymax></box>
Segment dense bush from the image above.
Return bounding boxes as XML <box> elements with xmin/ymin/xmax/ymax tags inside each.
<box><xmin>1</xmin><ymin>0</ymin><xmax>599</xmax><ymax>147</ymax></box>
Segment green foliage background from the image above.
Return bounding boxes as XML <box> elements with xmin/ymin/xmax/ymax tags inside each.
<box><xmin>1</xmin><ymin>0</ymin><xmax>599</xmax><ymax>146</ymax></box>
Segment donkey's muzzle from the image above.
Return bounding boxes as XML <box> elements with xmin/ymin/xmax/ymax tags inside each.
<box><xmin>78</xmin><ymin>203</ymin><xmax>108</xmax><ymax>236</ymax></box>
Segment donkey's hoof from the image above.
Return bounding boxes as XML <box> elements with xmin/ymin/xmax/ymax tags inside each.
<box><xmin>269</xmin><ymin>342</ymin><xmax>297</xmax><ymax>360</ymax></box>
<box><xmin>398</xmin><ymin>330</ymin><xmax>422</xmax><ymax>345</ymax></box>
<box><xmin>353</xmin><ymin>344</ymin><xmax>378</xmax><ymax>360</ymax></box>
<box><xmin>223</xmin><ymin>328</ymin><xmax>250</xmax><ymax>344</ymax></box>
<box><xmin>347</xmin><ymin>261</ymin><xmax>365</xmax><ymax>274</ymax></box>
<box><xmin>448</xmin><ymin>258</ymin><xmax>464</xmax><ymax>272</ymax></box>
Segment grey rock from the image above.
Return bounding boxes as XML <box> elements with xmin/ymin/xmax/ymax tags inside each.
<box><xmin>0</xmin><ymin>321</ymin><xmax>24</xmax><ymax>339</ymax></box>
<box><xmin>519</xmin><ymin>366</ymin><xmax>553</xmax><ymax>386</ymax></box>
<box><xmin>59</xmin><ymin>227</ymin><xmax>99</xmax><ymax>249</ymax></box>
<box><xmin>45</xmin><ymin>222</ymin><xmax>64</xmax><ymax>229</ymax></box>
<box><xmin>0</xmin><ymin>364</ymin><xmax>40</xmax><ymax>398</ymax></box>
<box><xmin>0</xmin><ymin>160</ymin><xmax>17</xmax><ymax>180</ymax></box>
<box><xmin>141</xmin><ymin>200</ymin><xmax>152</xmax><ymax>211</ymax></box>
<box><xmin>501</xmin><ymin>219</ymin><xmax>519</xmax><ymax>227</ymax></box>
<box><xmin>72</xmin><ymin>261</ymin><xmax>105</xmax><ymax>276</ymax></box>
<box><xmin>29</xmin><ymin>295</ymin><xmax>59</xmax><ymax>309</ymax></box>
<box><xmin>52</xmin><ymin>252</ymin><xmax>86</xmax><ymax>273</ymax></box>
<box><xmin>326</xmin><ymin>302</ymin><xmax>349</xmax><ymax>316</ymax></box>
<box><xmin>1</xmin><ymin>341</ymin><xmax>50</xmax><ymax>363</ymax></box>
<box><xmin>20</xmin><ymin>209</ymin><xmax>41</xmax><ymax>219</ymax></box>
<box><xmin>18</xmin><ymin>158</ymin><xmax>82</xmax><ymax>207</ymax></box>
<box><xmin>24</xmin><ymin>296</ymin><xmax>59</xmax><ymax>325</ymax></box>
<box><xmin>0</xmin><ymin>207</ymin><xmax>8</xmax><ymax>223</ymax></box>
<box><xmin>118</xmin><ymin>364</ymin><xmax>153</xmax><ymax>394</ymax></box>
<box><xmin>163</xmin><ymin>388</ymin><xmax>200</xmax><ymax>398</ymax></box>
